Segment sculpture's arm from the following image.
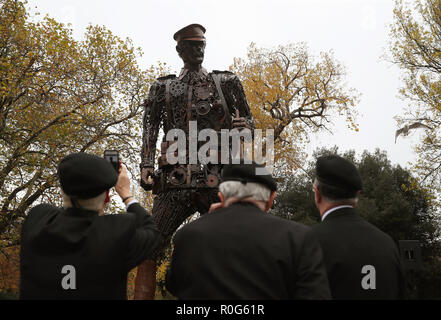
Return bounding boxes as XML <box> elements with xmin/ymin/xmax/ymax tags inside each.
<box><xmin>141</xmin><ymin>82</ymin><xmax>164</xmax><ymax>169</ymax></box>
<box><xmin>223</xmin><ymin>73</ymin><xmax>255</xmax><ymax>130</ymax></box>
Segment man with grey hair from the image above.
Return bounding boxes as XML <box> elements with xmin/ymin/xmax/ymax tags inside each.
<box><xmin>166</xmin><ymin>162</ymin><xmax>331</xmax><ymax>299</ymax></box>
<box><xmin>310</xmin><ymin>155</ymin><xmax>404</xmax><ymax>299</ymax></box>
<box><xmin>20</xmin><ymin>153</ymin><xmax>162</xmax><ymax>299</ymax></box>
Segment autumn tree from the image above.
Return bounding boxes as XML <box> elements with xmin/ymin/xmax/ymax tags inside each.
<box><xmin>0</xmin><ymin>245</ymin><xmax>19</xmax><ymax>298</ymax></box>
<box><xmin>0</xmin><ymin>0</ymin><xmax>165</xmax><ymax>251</ymax></box>
<box><xmin>230</xmin><ymin>43</ymin><xmax>359</xmax><ymax>173</ymax></box>
<box><xmin>389</xmin><ymin>0</ymin><xmax>441</xmax><ymax>192</ymax></box>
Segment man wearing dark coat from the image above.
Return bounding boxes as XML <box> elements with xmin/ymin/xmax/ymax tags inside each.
<box><xmin>166</xmin><ymin>163</ymin><xmax>331</xmax><ymax>299</ymax></box>
<box><xmin>310</xmin><ymin>155</ymin><xmax>405</xmax><ymax>299</ymax></box>
<box><xmin>20</xmin><ymin>153</ymin><xmax>162</xmax><ymax>299</ymax></box>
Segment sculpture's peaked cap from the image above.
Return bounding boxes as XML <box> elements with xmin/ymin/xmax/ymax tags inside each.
<box><xmin>174</xmin><ymin>24</ymin><xmax>206</xmax><ymax>42</ymax></box>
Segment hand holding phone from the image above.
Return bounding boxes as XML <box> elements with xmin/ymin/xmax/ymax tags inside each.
<box><xmin>104</xmin><ymin>150</ymin><xmax>120</xmax><ymax>173</ymax></box>
<box><xmin>115</xmin><ymin>163</ymin><xmax>131</xmax><ymax>200</ymax></box>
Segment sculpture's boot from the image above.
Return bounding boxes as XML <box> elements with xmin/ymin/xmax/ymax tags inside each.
<box><xmin>134</xmin><ymin>260</ymin><xmax>157</xmax><ymax>300</ymax></box>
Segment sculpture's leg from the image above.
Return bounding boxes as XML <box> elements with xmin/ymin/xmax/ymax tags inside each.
<box><xmin>134</xmin><ymin>259</ymin><xmax>157</xmax><ymax>300</ymax></box>
<box><xmin>134</xmin><ymin>190</ymin><xmax>195</xmax><ymax>300</ymax></box>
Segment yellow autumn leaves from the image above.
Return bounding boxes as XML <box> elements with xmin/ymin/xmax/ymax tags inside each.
<box><xmin>231</xmin><ymin>42</ymin><xmax>359</xmax><ymax>173</ymax></box>
<box><xmin>390</xmin><ymin>0</ymin><xmax>441</xmax><ymax>193</ymax></box>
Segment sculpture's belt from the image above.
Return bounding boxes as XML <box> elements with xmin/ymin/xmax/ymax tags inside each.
<box><xmin>152</xmin><ymin>163</ymin><xmax>222</xmax><ymax>195</ymax></box>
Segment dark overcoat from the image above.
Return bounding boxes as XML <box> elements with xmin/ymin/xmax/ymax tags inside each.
<box><xmin>20</xmin><ymin>203</ymin><xmax>162</xmax><ymax>299</ymax></box>
<box><xmin>166</xmin><ymin>202</ymin><xmax>331</xmax><ymax>299</ymax></box>
<box><xmin>311</xmin><ymin>207</ymin><xmax>405</xmax><ymax>300</ymax></box>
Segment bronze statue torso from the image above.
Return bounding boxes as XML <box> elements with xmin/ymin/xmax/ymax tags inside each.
<box><xmin>142</xmin><ymin>67</ymin><xmax>254</xmax><ymax>193</ymax></box>
<box><xmin>162</xmin><ymin>68</ymin><xmax>230</xmax><ymax>132</ymax></box>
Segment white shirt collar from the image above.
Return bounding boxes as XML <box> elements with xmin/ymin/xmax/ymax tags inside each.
<box><xmin>321</xmin><ymin>205</ymin><xmax>353</xmax><ymax>221</ymax></box>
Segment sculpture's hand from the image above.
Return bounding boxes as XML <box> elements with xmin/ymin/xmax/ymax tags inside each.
<box><xmin>140</xmin><ymin>167</ymin><xmax>155</xmax><ymax>191</ymax></box>
<box><xmin>232</xmin><ymin>109</ymin><xmax>252</xmax><ymax>131</ymax></box>
<box><xmin>232</xmin><ymin>117</ymin><xmax>251</xmax><ymax>130</ymax></box>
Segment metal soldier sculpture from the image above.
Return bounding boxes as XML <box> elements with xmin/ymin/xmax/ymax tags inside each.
<box><xmin>135</xmin><ymin>24</ymin><xmax>255</xmax><ymax>299</ymax></box>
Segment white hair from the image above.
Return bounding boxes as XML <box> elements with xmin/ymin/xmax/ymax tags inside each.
<box><xmin>313</xmin><ymin>178</ymin><xmax>358</xmax><ymax>205</ymax></box>
<box><xmin>219</xmin><ymin>181</ymin><xmax>271</xmax><ymax>202</ymax></box>
<box><xmin>62</xmin><ymin>190</ymin><xmax>107</xmax><ymax>212</ymax></box>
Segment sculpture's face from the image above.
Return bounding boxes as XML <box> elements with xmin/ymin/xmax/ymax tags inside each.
<box><xmin>178</xmin><ymin>40</ymin><xmax>206</xmax><ymax>65</ymax></box>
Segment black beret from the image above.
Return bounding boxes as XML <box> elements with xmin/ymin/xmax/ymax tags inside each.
<box><xmin>315</xmin><ymin>155</ymin><xmax>362</xmax><ymax>193</ymax></box>
<box><xmin>221</xmin><ymin>162</ymin><xmax>277</xmax><ymax>192</ymax></box>
<box><xmin>58</xmin><ymin>153</ymin><xmax>118</xmax><ymax>199</ymax></box>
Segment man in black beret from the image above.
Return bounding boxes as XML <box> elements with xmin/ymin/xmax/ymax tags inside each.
<box><xmin>165</xmin><ymin>162</ymin><xmax>331</xmax><ymax>299</ymax></box>
<box><xmin>20</xmin><ymin>153</ymin><xmax>162</xmax><ymax>299</ymax></box>
<box><xmin>310</xmin><ymin>155</ymin><xmax>405</xmax><ymax>299</ymax></box>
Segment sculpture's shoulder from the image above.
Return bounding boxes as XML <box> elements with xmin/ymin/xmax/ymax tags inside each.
<box><xmin>212</xmin><ymin>70</ymin><xmax>243</xmax><ymax>88</ymax></box>
<box><xmin>154</xmin><ymin>74</ymin><xmax>176</xmax><ymax>85</ymax></box>
<box><xmin>211</xmin><ymin>70</ymin><xmax>238</xmax><ymax>81</ymax></box>
<box><xmin>212</xmin><ymin>70</ymin><xmax>234</xmax><ymax>75</ymax></box>
<box><xmin>144</xmin><ymin>75</ymin><xmax>176</xmax><ymax>106</ymax></box>
<box><xmin>147</xmin><ymin>74</ymin><xmax>176</xmax><ymax>96</ymax></box>
<box><xmin>157</xmin><ymin>74</ymin><xmax>177</xmax><ymax>81</ymax></box>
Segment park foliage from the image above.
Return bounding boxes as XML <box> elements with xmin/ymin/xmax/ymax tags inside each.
<box><xmin>231</xmin><ymin>42</ymin><xmax>359</xmax><ymax>173</ymax></box>
<box><xmin>390</xmin><ymin>0</ymin><xmax>441</xmax><ymax>194</ymax></box>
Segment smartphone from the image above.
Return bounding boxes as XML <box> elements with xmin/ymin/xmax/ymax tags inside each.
<box><xmin>104</xmin><ymin>150</ymin><xmax>120</xmax><ymax>173</ymax></box>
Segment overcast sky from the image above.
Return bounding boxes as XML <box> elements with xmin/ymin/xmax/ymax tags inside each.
<box><xmin>26</xmin><ymin>0</ymin><xmax>421</xmax><ymax>169</ymax></box>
